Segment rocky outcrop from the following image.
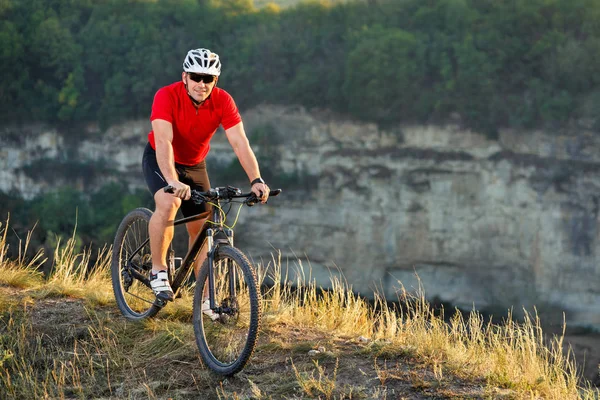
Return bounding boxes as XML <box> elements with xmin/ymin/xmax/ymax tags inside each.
<box><xmin>3</xmin><ymin>106</ymin><xmax>600</xmax><ymax>328</ymax></box>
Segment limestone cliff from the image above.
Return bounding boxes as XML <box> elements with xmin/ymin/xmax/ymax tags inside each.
<box><xmin>2</xmin><ymin>106</ymin><xmax>600</xmax><ymax>328</ymax></box>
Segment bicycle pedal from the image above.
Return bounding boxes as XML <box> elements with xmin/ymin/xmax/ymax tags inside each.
<box><xmin>154</xmin><ymin>289</ymin><xmax>174</xmax><ymax>303</ymax></box>
<box><xmin>154</xmin><ymin>293</ymin><xmax>174</xmax><ymax>307</ymax></box>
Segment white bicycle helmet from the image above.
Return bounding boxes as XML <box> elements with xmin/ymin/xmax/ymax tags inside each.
<box><xmin>183</xmin><ymin>48</ymin><xmax>221</xmax><ymax>76</ymax></box>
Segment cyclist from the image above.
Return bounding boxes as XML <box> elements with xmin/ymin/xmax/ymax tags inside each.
<box><xmin>142</xmin><ymin>48</ymin><xmax>270</xmax><ymax>305</ymax></box>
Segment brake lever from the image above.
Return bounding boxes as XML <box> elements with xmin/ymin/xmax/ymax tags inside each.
<box><xmin>227</xmin><ymin>185</ymin><xmax>242</xmax><ymax>197</ymax></box>
<box><xmin>245</xmin><ymin>193</ymin><xmax>258</xmax><ymax>207</ymax></box>
<box><xmin>191</xmin><ymin>191</ymin><xmax>207</xmax><ymax>204</ymax></box>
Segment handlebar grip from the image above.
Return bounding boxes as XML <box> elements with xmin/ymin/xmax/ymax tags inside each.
<box><xmin>246</xmin><ymin>189</ymin><xmax>282</xmax><ymax>206</ymax></box>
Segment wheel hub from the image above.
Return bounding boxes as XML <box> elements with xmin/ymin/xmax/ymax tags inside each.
<box><xmin>121</xmin><ymin>266</ymin><xmax>133</xmax><ymax>291</ymax></box>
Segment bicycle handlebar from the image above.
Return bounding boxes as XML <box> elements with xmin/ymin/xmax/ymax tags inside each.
<box><xmin>163</xmin><ymin>185</ymin><xmax>281</xmax><ymax>206</ymax></box>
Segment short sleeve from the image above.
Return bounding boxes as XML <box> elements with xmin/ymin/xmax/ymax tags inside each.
<box><xmin>220</xmin><ymin>91</ymin><xmax>242</xmax><ymax>130</ymax></box>
<box><xmin>150</xmin><ymin>87</ymin><xmax>174</xmax><ymax>123</ymax></box>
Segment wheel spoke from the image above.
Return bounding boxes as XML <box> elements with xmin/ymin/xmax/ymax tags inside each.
<box><xmin>111</xmin><ymin>208</ymin><xmax>161</xmax><ymax>320</ymax></box>
<box><xmin>193</xmin><ymin>245</ymin><xmax>260</xmax><ymax>375</ymax></box>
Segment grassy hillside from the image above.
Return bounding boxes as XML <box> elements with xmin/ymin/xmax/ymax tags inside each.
<box><xmin>0</xmin><ymin>219</ymin><xmax>598</xmax><ymax>399</ymax></box>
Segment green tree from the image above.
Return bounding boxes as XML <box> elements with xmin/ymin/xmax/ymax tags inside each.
<box><xmin>344</xmin><ymin>26</ymin><xmax>420</xmax><ymax>123</ymax></box>
<box><xmin>0</xmin><ymin>20</ymin><xmax>27</xmax><ymax>120</ymax></box>
<box><xmin>2</xmin><ymin>0</ymin><xmax>600</xmax><ymax>131</ymax></box>
<box><xmin>31</xmin><ymin>188</ymin><xmax>91</xmax><ymax>241</ymax></box>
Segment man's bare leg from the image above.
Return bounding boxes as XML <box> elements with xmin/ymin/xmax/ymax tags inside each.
<box><xmin>149</xmin><ymin>191</ymin><xmax>181</xmax><ymax>270</ymax></box>
<box><xmin>186</xmin><ymin>218</ymin><xmax>208</xmax><ymax>280</ymax></box>
<box><xmin>148</xmin><ymin>191</ymin><xmax>181</xmax><ymax>301</ymax></box>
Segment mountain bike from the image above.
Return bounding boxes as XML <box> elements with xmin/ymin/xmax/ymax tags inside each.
<box><xmin>111</xmin><ymin>185</ymin><xmax>281</xmax><ymax>376</ymax></box>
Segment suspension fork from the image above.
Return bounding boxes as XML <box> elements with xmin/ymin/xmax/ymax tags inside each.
<box><xmin>207</xmin><ymin>198</ymin><xmax>223</xmax><ymax>310</ymax></box>
<box><xmin>206</xmin><ymin>241</ymin><xmax>236</xmax><ymax>312</ymax></box>
<box><xmin>225</xmin><ymin>228</ymin><xmax>236</xmax><ymax>299</ymax></box>
<box><xmin>206</xmin><ymin>228</ymin><xmax>217</xmax><ymax>309</ymax></box>
<box><xmin>207</xmin><ymin>243</ymin><xmax>237</xmax><ymax>312</ymax></box>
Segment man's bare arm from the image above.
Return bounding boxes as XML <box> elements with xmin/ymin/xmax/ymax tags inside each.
<box><xmin>225</xmin><ymin>121</ymin><xmax>269</xmax><ymax>202</ymax></box>
<box><xmin>152</xmin><ymin>119</ymin><xmax>190</xmax><ymax>199</ymax></box>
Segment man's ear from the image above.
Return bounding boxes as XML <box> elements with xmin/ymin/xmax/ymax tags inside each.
<box><xmin>181</xmin><ymin>71</ymin><xmax>187</xmax><ymax>82</ymax></box>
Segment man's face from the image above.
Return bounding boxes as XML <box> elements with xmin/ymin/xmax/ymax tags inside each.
<box><xmin>182</xmin><ymin>72</ymin><xmax>218</xmax><ymax>103</ymax></box>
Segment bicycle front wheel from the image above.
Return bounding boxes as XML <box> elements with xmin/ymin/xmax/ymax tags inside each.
<box><xmin>111</xmin><ymin>208</ymin><xmax>161</xmax><ymax>320</ymax></box>
<box><xmin>193</xmin><ymin>245</ymin><xmax>261</xmax><ymax>376</ymax></box>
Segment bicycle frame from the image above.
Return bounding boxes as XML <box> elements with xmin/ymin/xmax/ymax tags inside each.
<box><xmin>124</xmin><ymin>185</ymin><xmax>279</xmax><ymax>308</ymax></box>
<box><xmin>164</xmin><ymin>199</ymin><xmax>234</xmax><ymax>309</ymax></box>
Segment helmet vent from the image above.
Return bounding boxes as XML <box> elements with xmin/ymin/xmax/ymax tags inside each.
<box><xmin>182</xmin><ymin>48</ymin><xmax>221</xmax><ymax>76</ymax></box>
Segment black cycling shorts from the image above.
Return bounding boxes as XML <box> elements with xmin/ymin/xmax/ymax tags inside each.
<box><xmin>142</xmin><ymin>142</ymin><xmax>211</xmax><ymax>217</ymax></box>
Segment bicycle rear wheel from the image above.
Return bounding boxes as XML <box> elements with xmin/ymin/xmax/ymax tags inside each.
<box><xmin>111</xmin><ymin>208</ymin><xmax>161</xmax><ymax>320</ymax></box>
<box><xmin>193</xmin><ymin>245</ymin><xmax>261</xmax><ymax>376</ymax></box>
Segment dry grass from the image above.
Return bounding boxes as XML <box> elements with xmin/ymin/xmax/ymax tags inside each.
<box><xmin>0</xmin><ymin>217</ymin><xmax>115</xmax><ymax>306</ymax></box>
<box><xmin>260</xmin><ymin>254</ymin><xmax>373</xmax><ymax>337</ymax></box>
<box><xmin>292</xmin><ymin>358</ymin><xmax>340</xmax><ymax>399</ymax></box>
<box><xmin>0</xmin><ymin>219</ymin><xmax>598</xmax><ymax>399</ymax></box>
<box><xmin>257</xmin><ymin>253</ymin><xmax>599</xmax><ymax>399</ymax></box>
<box><xmin>0</xmin><ymin>302</ymin><xmax>115</xmax><ymax>399</ymax></box>
<box><xmin>0</xmin><ymin>218</ymin><xmax>45</xmax><ymax>288</ymax></box>
<box><xmin>37</xmin><ymin>233</ymin><xmax>114</xmax><ymax>305</ymax></box>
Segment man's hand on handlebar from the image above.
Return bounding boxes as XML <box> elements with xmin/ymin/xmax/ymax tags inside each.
<box><xmin>167</xmin><ymin>181</ymin><xmax>191</xmax><ymax>200</ymax></box>
<box><xmin>251</xmin><ymin>182</ymin><xmax>270</xmax><ymax>204</ymax></box>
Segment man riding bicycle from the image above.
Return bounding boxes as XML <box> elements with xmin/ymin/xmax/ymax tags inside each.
<box><xmin>142</xmin><ymin>48</ymin><xmax>270</xmax><ymax>304</ymax></box>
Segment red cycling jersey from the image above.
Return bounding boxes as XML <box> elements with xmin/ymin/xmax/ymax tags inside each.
<box><xmin>148</xmin><ymin>81</ymin><xmax>242</xmax><ymax>165</ymax></box>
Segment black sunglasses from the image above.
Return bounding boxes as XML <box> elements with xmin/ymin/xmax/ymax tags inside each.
<box><xmin>188</xmin><ymin>73</ymin><xmax>216</xmax><ymax>84</ymax></box>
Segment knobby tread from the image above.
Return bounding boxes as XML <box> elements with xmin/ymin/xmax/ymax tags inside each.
<box><xmin>111</xmin><ymin>207</ymin><xmax>161</xmax><ymax>321</ymax></box>
<box><xmin>192</xmin><ymin>245</ymin><xmax>262</xmax><ymax>376</ymax></box>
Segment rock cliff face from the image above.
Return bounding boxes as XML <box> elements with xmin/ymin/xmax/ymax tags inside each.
<box><xmin>3</xmin><ymin>106</ymin><xmax>600</xmax><ymax>327</ymax></box>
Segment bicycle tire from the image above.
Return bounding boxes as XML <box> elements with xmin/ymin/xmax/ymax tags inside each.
<box><xmin>111</xmin><ymin>208</ymin><xmax>161</xmax><ymax>320</ymax></box>
<box><xmin>192</xmin><ymin>245</ymin><xmax>261</xmax><ymax>376</ymax></box>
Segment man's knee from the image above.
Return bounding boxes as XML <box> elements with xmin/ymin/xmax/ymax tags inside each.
<box><xmin>154</xmin><ymin>191</ymin><xmax>181</xmax><ymax>215</ymax></box>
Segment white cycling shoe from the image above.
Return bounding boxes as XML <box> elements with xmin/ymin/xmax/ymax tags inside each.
<box><xmin>150</xmin><ymin>270</ymin><xmax>174</xmax><ymax>302</ymax></box>
<box><xmin>202</xmin><ymin>299</ymin><xmax>220</xmax><ymax>321</ymax></box>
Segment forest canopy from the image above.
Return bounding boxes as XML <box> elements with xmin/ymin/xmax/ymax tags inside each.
<box><xmin>2</xmin><ymin>0</ymin><xmax>600</xmax><ymax>134</ymax></box>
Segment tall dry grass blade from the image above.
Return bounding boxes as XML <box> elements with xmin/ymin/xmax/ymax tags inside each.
<box><xmin>80</xmin><ymin>244</ymin><xmax>115</xmax><ymax>306</ymax></box>
<box><xmin>0</xmin><ymin>217</ymin><xmax>45</xmax><ymax>288</ymax></box>
<box><xmin>39</xmin><ymin>223</ymin><xmax>107</xmax><ymax>299</ymax></box>
<box><xmin>0</xmin><ymin>216</ymin><xmax>9</xmax><ymax>266</ymax></box>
